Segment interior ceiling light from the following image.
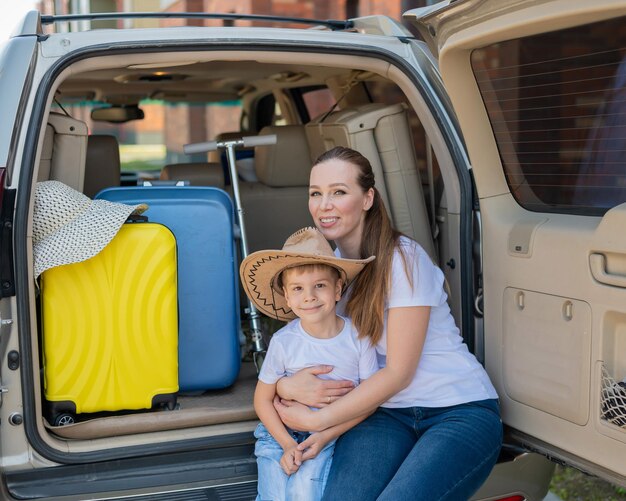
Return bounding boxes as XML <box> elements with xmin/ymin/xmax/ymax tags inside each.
<box><xmin>114</xmin><ymin>73</ymin><xmax>188</xmax><ymax>83</ymax></box>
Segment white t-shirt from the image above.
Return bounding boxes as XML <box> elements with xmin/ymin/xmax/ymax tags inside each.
<box><xmin>337</xmin><ymin>237</ymin><xmax>498</xmax><ymax>408</ymax></box>
<box><xmin>259</xmin><ymin>316</ymin><xmax>379</xmax><ymax>388</ymax></box>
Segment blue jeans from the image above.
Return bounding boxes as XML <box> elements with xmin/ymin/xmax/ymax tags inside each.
<box><xmin>322</xmin><ymin>399</ymin><xmax>502</xmax><ymax>501</ymax></box>
<box><xmin>254</xmin><ymin>423</ymin><xmax>336</xmax><ymax>501</ymax></box>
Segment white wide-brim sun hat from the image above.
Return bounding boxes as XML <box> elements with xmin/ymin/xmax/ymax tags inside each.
<box><xmin>239</xmin><ymin>227</ymin><xmax>375</xmax><ymax>322</ymax></box>
<box><xmin>33</xmin><ymin>180</ymin><xmax>147</xmax><ymax>278</ymax></box>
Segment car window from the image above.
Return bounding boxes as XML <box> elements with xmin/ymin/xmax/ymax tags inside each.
<box><xmin>301</xmin><ymin>87</ymin><xmax>336</xmax><ymax>120</ymax></box>
<box><xmin>252</xmin><ymin>93</ymin><xmax>279</xmax><ymax>131</ymax></box>
<box><xmin>471</xmin><ymin>16</ymin><xmax>626</xmax><ymax>216</ymax></box>
<box><xmin>54</xmin><ymin>99</ymin><xmax>243</xmax><ymax>173</ymax></box>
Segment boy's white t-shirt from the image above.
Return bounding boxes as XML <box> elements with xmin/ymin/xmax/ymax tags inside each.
<box><xmin>337</xmin><ymin>237</ymin><xmax>498</xmax><ymax>408</ymax></box>
<box><xmin>259</xmin><ymin>316</ymin><xmax>378</xmax><ymax>387</ymax></box>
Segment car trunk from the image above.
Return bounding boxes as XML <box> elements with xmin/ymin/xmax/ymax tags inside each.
<box><xmin>19</xmin><ymin>36</ymin><xmax>453</xmax><ymax>460</ymax></box>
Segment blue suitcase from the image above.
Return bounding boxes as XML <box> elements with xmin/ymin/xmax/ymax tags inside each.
<box><xmin>97</xmin><ymin>187</ymin><xmax>241</xmax><ymax>391</ymax></box>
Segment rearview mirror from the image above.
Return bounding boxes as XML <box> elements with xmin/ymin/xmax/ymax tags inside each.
<box><xmin>91</xmin><ymin>105</ymin><xmax>145</xmax><ymax>123</ymax></box>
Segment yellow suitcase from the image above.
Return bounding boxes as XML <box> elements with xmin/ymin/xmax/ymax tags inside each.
<box><xmin>40</xmin><ymin>220</ymin><xmax>178</xmax><ymax>425</ymax></box>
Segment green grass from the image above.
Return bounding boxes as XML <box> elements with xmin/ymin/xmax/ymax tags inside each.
<box><xmin>550</xmin><ymin>465</ymin><xmax>626</xmax><ymax>501</ymax></box>
<box><xmin>120</xmin><ymin>160</ymin><xmax>161</xmax><ymax>172</ymax></box>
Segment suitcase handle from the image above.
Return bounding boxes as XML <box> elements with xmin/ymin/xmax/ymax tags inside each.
<box><xmin>183</xmin><ymin>140</ymin><xmax>218</xmax><ymax>154</ymax></box>
<box><xmin>126</xmin><ymin>214</ymin><xmax>148</xmax><ymax>223</ymax></box>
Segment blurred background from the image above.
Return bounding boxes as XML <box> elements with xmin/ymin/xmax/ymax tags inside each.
<box><xmin>2</xmin><ymin>2</ymin><xmax>626</xmax><ymax>499</ymax></box>
<box><xmin>36</xmin><ymin>0</ymin><xmax>434</xmax><ymax>31</ymax></box>
<box><xmin>4</xmin><ymin>0</ymin><xmax>438</xmax><ymax>173</ymax></box>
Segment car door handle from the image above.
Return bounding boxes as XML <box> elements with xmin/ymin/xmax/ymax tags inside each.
<box><xmin>589</xmin><ymin>253</ymin><xmax>626</xmax><ymax>288</ymax></box>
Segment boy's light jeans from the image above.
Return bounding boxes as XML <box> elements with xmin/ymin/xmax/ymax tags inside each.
<box><xmin>254</xmin><ymin>423</ymin><xmax>336</xmax><ymax>501</ymax></box>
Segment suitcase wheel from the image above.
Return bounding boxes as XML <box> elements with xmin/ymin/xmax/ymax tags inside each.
<box><xmin>53</xmin><ymin>413</ymin><xmax>76</xmax><ymax>426</ymax></box>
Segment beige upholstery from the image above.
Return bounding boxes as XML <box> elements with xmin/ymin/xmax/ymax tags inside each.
<box><xmin>239</xmin><ymin>125</ymin><xmax>312</xmax><ymax>252</ymax></box>
<box><xmin>83</xmin><ymin>135</ymin><xmax>121</xmax><ymax>198</ymax></box>
<box><xmin>255</xmin><ymin>126</ymin><xmax>311</xmax><ymax>187</ymax></box>
<box><xmin>305</xmin><ymin>103</ymin><xmax>435</xmax><ymax>260</ymax></box>
<box><xmin>160</xmin><ymin>162</ymin><xmax>225</xmax><ymax>188</ymax></box>
<box><xmin>37</xmin><ymin>113</ymin><xmax>88</xmax><ymax>192</ymax></box>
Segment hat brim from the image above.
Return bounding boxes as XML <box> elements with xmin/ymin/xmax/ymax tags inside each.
<box><xmin>240</xmin><ymin>250</ymin><xmax>375</xmax><ymax>322</ymax></box>
<box><xmin>34</xmin><ymin>200</ymin><xmax>147</xmax><ymax>278</ymax></box>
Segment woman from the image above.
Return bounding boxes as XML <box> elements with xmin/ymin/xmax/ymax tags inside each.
<box><xmin>274</xmin><ymin>146</ymin><xmax>502</xmax><ymax>500</ymax></box>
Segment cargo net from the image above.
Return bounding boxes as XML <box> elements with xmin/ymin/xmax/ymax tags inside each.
<box><xmin>601</xmin><ymin>364</ymin><xmax>626</xmax><ymax>429</ymax></box>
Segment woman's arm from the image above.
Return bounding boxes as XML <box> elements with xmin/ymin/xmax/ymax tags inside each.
<box><xmin>276</xmin><ymin>365</ymin><xmax>355</xmax><ymax>408</ymax></box>
<box><xmin>276</xmin><ymin>306</ymin><xmax>430</xmax><ymax>432</ymax></box>
<box><xmin>294</xmin><ymin>412</ymin><xmax>372</xmax><ymax>461</ymax></box>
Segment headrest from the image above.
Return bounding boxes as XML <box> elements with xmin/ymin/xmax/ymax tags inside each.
<box><xmin>254</xmin><ymin>126</ymin><xmax>311</xmax><ymax>187</ymax></box>
<box><xmin>83</xmin><ymin>135</ymin><xmax>121</xmax><ymax>198</ymax></box>
<box><xmin>87</xmin><ymin>134</ymin><xmax>119</xmax><ymax>154</ymax></box>
<box><xmin>160</xmin><ymin>162</ymin><xmax>225</xmax><ymax>188</ymax></box>
<box><xmin>37</xmin><ymin>112</ymin><xmax>88</xmax><ymax>192</ymax></box>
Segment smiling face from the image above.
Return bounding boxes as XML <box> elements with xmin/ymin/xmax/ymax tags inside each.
<box><xmin>308</xmin><ymin>159</ymin><xmax>374</xmax><ymax>257</ymax></box>
<box><xmin>281</xmin><ymin>264</ymin><xmax>343</xmax><ymax>325</ymax></box>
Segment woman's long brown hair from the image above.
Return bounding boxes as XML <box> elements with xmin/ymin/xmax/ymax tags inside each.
<box><xmin>313</xmin><ymin>146</ymin><xmax>406</xmax><ymax>345</ymax></box>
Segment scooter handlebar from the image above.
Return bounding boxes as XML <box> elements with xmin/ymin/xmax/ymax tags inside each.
<box><xmin>184</xmin><ymin>134</ymin><xmax>277</xmax><ymax>154</ymax></box>
<box><xmin>183</xmin><ymin>140</ymin><xmax>218</xmax><ymax>154</ymax></box>
<box><xmin>242</xmin><ymin>134</ymin><xmax>277</xmax><ymax>148</ymax></box>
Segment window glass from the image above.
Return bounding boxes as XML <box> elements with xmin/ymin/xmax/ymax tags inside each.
<box><xmin>471</xmin><ymin>17</ymin><xmax>626</xmax><ymax>215</ymax></box>
<box><xmin>54</xmin><ymin>99</ymin><xmax>242</xmax><ymax>175</ymax></box>
<box><xmin>254</xmin><ymin>94</ymin><xmax>277</xmax><ymax>132</ymax></box>
<box><xmin>302</xmin><ymin>87</ymin><xmax>336</xmax><ymax>120</ymax></box>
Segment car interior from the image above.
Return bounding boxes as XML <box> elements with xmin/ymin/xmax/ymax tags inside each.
<box><xmin>29</xmin><ymin>49</ymin><xmax>460</xmax><ymax>454</ymax></box>
<box><xmin>6</xmin><ymin>5</ymin><xmax>626</xmax><ymax>498</ymax></box>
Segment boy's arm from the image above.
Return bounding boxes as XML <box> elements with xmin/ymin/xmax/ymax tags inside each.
<box><xmin>254</xmin><ymin>381</ymin><xmax>298</xmax><ymax>451</ymax></box>
<box><xmin>256</xmin><ymin>381</ymin><xmax>304</xmax><ymax>475</ymax></box>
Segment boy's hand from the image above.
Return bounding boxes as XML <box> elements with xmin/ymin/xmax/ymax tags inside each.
<box><xmin>297</xmin><ymin>431</ymin><xmax>332</xmax><ymax>461</ymax></box>
<box><xmin>280</xmin><ymin>442</ymin><xmax>303</xmax><ymax>475</ymax></box>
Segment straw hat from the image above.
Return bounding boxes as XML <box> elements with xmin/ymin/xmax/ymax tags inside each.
<box><xmin>32</xmin><ymin>180</ymin><xmax>148</xmax><ymax>278</ymax></box>
<box><xmin>240</xmin><ymin>227</ymin><xmax>375</xmax><ymax>321</ymax></box>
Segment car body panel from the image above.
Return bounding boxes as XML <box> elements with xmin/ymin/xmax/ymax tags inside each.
<box><xmin>0</xmin><ymin>35</ymin><xmax>37</xmax><ymax>177</ymax></box>
<box><xmin>421</xmin><ymin>0</ymin><xmax>626</xmax><ymax>484</ymax></box>
<box><xmin>0</xmin><ymin>4</ymin><xmax>612</xmax><ymax>498</ymax></box>
<box><xmin>10</xmin><ymin>22</ymin><xmax>476</xmax><ymax>463</ymax></box>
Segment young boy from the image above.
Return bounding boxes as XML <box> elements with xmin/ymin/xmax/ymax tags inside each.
<box><xmin>239</xmin><ymin>227</ymin><xmax>378</xmax><ymax>501</ymax></box>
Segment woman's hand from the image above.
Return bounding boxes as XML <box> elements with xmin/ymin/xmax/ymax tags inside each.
<box><xmin>297</xmin><ymin>431</ymin><xmax>333</xmax><ymax>461</ymax></box>
<box><xmin>280</xmin><ymin>441</ymin><xmax>303</xmax><ymax>476</ymax></box>
<box><xmin>273</xmin><ymin>396</ymin><xmax>320</xmax><ymax>432</ymax></box>
<box><xmin>275</xmin><ymin>365</ymin><xmax>354</xmax><ymax>408</ymax></box>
